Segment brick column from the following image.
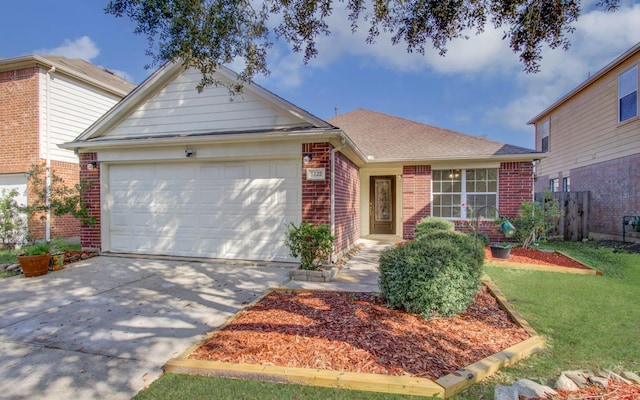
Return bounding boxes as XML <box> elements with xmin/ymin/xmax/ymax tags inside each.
<box><xmin>79</xmin><ymin>153</ymin><xmax>101</xmax><ymax>250</ymax></box>
<box><xmin>301</xmin><ymin>143</ymin><xmax>331</xmax><ymax>225</ymax></box>
<box><xmin>402</xmin><ymin>165</ymin><xmax>431</xmax><ymax>240</ymax></box>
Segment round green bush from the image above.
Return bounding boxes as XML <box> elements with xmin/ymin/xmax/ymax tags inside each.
<box><xmin>379</xmin><ymin>230</ymin><xmax>483</xmax><ymax>319</ymax></box>
<box><xmin>414</xmin><ymin>217</ymin><xmax>455</xmax><ymax>241</ymax></box>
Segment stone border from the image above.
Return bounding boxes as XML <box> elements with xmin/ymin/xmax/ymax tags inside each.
<box><xmin>289</xmin><ymin>267</ymin><xmax>337</xmax><ymax>282</ymax></box>
<box><xmin>165</xmin><ymin>282</ymin><xmax>546</xmax><ymax>398</ymax></box>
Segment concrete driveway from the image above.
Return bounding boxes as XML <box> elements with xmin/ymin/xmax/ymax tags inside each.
<box><xmin>0</xmin><ymin>256</ymin><xmax>293</xmax><ymax>400</ymax></box>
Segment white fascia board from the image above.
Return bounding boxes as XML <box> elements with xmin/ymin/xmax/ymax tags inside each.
<box><xmin>360</xmin><ymin>152</ymin><xmax>545</xmax><ymax>167</ymax></box>
<box><xmin>60</xmin><ymin>128</ymin><xmax>339</xmax><ymax>151</ymax></box>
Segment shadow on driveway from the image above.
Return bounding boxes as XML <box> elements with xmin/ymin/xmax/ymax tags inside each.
<box><xmin>0</xmin><ymin>256</ymin><xmax>293</xmax><ymax>400</ymax></box>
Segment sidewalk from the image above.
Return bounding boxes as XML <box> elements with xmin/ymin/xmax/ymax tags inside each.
<box><xmin>283</xmin><ymin>236</ymin><xmax>398</xmax><ymax>292</ymax></box>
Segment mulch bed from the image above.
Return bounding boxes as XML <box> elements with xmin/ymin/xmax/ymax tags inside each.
<box><xmin>556</xmin><ymin>381</ymin><xmax>640</xmax><ymax>399</ymax></box>
<box><xmin>484</xmin><ymin>246</ymin><xmax>591</xmax><ymax>270</ymax></box>
<box><xmin>189</xmin><ymin>287</ymin><xmax>530</xmax><ymax>379</ymax></box>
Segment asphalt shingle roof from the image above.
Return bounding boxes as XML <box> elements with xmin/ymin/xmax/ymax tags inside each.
<box><xmin>328</xmin><ymin>109</ymin><xmax>538</xmax><ymax>162</ymax></box>
<box><xmin>41</xmin><ymin>56</ymin><xmax>135</xmax><ymax>94</ymax></box>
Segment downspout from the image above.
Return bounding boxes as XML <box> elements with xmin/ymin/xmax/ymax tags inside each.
<box><xmin>330</xmin><ymin>135</ymin><xmax>347</xmax><ymax>260</ymax></box>
<box><xmin>44</xmin><ymin>65</ymin><xmax>56</xmax><ymax>242</ymax></box>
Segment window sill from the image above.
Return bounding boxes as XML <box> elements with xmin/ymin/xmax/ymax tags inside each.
<box><xmin>618</xmin><ymin>114</ymin><xmax>639</xmax><ymax>127</ymax></box>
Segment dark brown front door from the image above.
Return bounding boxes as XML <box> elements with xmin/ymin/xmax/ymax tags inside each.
<box><xmin>370</xmin><ymin>176</ymin><xmax>396</xmax><ymax>234</ymax></box>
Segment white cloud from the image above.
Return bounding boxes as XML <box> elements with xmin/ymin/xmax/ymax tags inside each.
<box><xmin>261</xmin><ymin>3</ymin><xmax>523</xmax><ymax>89</ymax></box>
<box><xmin>34</xmin><ymin>36</ymin><xmax>100</xmax><ymax>61</ymax></box>
<box><xmin>485</xmin><ymin>4</ymin><xmax>640</xmax><ymax>132</ymax></box>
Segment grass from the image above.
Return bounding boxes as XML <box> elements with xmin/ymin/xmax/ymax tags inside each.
<box><xmin>132</xmin><ymin>374</ymin><xmax>425</xmax><ymax>400</ymax></box>
<box><xmin>0</xmin><ymin>249</ymin><xmax>19</xmax><ymax>278</ymax></box>
<box><xmin>457</xmin><ymin>240</ymin><xmax>640</xmax><ymax>398</ymax></box>
<box><xmin>134</xmin><ymin>241</ymin><xmax>640</xmax><ymax>399</ymax></box>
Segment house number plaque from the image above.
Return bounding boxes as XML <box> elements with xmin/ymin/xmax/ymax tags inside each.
<box><xmin>306</xmin><ymin>168</ymin><xmax>326</xmax><ymax>181</ymax></box>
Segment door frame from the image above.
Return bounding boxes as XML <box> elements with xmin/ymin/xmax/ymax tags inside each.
<box><xmin>369</xmin><ymin>175</ymin><xmax>396</xmax><ymax>235</ymax></box>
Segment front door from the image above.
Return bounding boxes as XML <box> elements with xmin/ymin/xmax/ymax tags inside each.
<box><xmin>369</xmin><ymin>176</ymin><xmax>396</xmax><ymax>234</ymax></box>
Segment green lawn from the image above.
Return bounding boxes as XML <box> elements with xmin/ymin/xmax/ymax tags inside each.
<box><xmin>134</xmin><ymin>241</ymin><xmax>639</xmax><ymax>399</ymax></box>
<box><xmin>0</xmin><ymin>249</ymin><xmax>19</xmax><ymax>278</ymax></box>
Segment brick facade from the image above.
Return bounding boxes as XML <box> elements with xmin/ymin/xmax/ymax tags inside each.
<box><xmin>571</xmin><ymin>153</ymin><xmax>640</xmax><ymax>241</ymax></box>
<box><xmin>79</xmin><ymin>153</ymin><xmax>101</xmax><ymax>250</ymax></box>
<box><xmin>28</xmin><ymin>160</ymin><xmax>81</xmax><ymax>240</ymax></box>
<box><xmin>401</xmin><ymin>162</ymin><xmax>534</xmax><ymax>241</ymax></box>
<box><xmin>402</xmin><ymin>165</ymin><xmax>431</xmax><ymax>239</ymax></box>
<box><xmin>301</xmin><ymin>143</ymin><xmax>331</xmax><ymax>225</ymax></box>
<box><xmin>301</xmin><ymin>143</ymin><xmax>360</xmax><ymax>257</ymax></box>
<box><xmin>333</xmin><ymin>152</ymin><xmax>360</xmax><ymax>255</ymax></box>
<box><xmin>0</xmin><ymin>67</ymin><xmax>40</xmax><ymax>174</ymax></box>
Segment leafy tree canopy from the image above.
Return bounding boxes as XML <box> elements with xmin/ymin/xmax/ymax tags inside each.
<box><xmin>105</xmin><ymin>0</ymin><xmax>620</xmax><ymax>91</ymax></box>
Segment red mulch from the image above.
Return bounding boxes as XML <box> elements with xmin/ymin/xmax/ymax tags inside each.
<box><xmin>189</xmin><ymin>287</ymin><xmax>530</xmax><ymax>379</ymax></box>
<box><xmin>485</xmin><ymin>246</ymin><xmax>592</xmax><ymax>270</ymax></box>
<box><xmin>556</xmin><ymin>381</ymin><xmax>640</xmax><ymax>399</ymax></box>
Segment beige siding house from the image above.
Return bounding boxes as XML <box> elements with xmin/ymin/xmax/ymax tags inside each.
<box><xmin>529</xmin><ymin>42</ymin><xmax>640</xmax><ymax>242</ymax></box>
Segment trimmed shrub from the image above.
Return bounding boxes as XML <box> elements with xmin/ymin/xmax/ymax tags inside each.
<box><xmin>414</xmin><ymin>217</ymin><xmax>455</xmax><ymax>241</ymax></box>
<box><xmin>379</xmin><ymin>230</ymin><xmax>483</xmax><ymax>319</ymax></box>
<box><xmin>284</xmin><ymin>221</ymin><xmax>334</xmax><ymax>270</ymax></box>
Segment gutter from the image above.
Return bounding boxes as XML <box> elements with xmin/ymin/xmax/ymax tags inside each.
<box><xmin>44</xmin><ymin>65</ymin><xmax>56</xmax><ymax>241</ymax></box>
<box><xmin>59</xmin><ymin>128</ymin><xmax>343</xmax><ymax>151</ymax></box>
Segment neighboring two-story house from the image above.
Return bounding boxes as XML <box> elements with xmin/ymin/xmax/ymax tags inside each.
<box><xmin>529</xmin><ymin>42</ymin><xmax>640</xmax><ymax>242</ymax></box>
<box><xmin>0</xmin><ymin>55</ymin><xmax>135</xmax><ymax>242</ymax></box>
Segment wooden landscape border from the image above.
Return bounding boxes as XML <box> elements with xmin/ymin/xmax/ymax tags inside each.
<box><xmin>165</xmin><ymin>282</ymin><xmax>546</xmax><ymax>398</ymax></box>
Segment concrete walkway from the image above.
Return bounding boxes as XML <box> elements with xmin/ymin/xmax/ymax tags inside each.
<box><xmin>283</xmin><ymin>236</ymin><xmax>396</xmax><ymax>292</ymax></box>
<box><xmin>0</xmin><ymin>237</ymin><xmax>395</xmax><ymax>399</ymax></box>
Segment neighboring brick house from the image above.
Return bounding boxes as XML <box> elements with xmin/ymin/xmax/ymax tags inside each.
<box><xmin>62</xmin><ymin>61</ymin><xmax>541</xmax><ymax>262</ymax></box>
<box><xmin>0</xmin><ymin>55</ymin><xmax>134</xmax><ymax>242</ymax></box>
<box><xmin>529</xmin><ymin>42</ymin><xmax>640</xmax><ymax>243</ymax></box>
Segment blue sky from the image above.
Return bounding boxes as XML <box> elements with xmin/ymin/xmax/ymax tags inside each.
<box><xmin>2</xmin><ymin>1</ymin><xmax>640</xmax><ymax>148</ymax></box>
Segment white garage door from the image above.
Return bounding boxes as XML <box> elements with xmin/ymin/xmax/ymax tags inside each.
<box><xmin>108</xmin><ymin>160</ymin><xmax>300</xmax><ymax>261</ymax></box>
<box><xmin>0</xmin><ymin>174</ymin><xmax>27</xmax><ymax>206</ymax></box>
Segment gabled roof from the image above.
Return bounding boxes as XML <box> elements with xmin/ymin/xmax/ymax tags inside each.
<box><xmin>328</xmin><ymin>109</ymin><xmax>540</xmax><ymax>162</ymax></box>
<box><xmin>528</xmin><ymin>41</ymin><xmax>640</xmax><ymax>124</ymax></box>
<box><xmin>0</xmin><ymin>54</ymin><xmax>135</xmax><ymax>96</ymax></box>
<box><xmin>65</xmin><ymin>60</ymin><xmax>336</xmax><ymax>147</ymax></box>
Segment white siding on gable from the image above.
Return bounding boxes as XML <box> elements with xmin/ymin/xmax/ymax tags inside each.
<box><xmin>39</xmin><ymin>69</ymin><xmax>121</xmax><ymax>163</ymax></box>
<box><xmin>103</xmin><ymin>68</ymin><xmax>310</xmax><ymax>139</ymax></box>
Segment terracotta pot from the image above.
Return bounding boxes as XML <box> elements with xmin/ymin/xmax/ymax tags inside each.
<box><xmin>489</xmin><ymin>245</ymin><xmax>511</xmax><ymax>259</ymax></box>
<box><xmin>17</xmin><ymin>254</ymin><xmax>52</xmax><ymax>277</ymax></box>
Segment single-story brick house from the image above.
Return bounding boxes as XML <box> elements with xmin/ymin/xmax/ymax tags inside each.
<box><xmin>62</xmin><ymin>61</ymin><xmax>542</xmax><ymax>262</ymax></box>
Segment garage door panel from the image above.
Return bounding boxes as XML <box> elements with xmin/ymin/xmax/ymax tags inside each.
<box><xmin>108</xmin><ymin>161</ymin><xmax>300</xmax><ymax>261</ymax></box>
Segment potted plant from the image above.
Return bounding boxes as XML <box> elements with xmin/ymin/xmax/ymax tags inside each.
<box><xmin>50</xmin><ymin>237</ymin><xmax>71</xmax><ymax>270</ymax></box>
<box><xmin>17</xmin><ymin>241</ymin><xmax>52</xmax><ymax>277</ymax></box>
<box><xmin>489</xmin><ymin>242</ymin><xmax>512</xmax><ymax>259</ymax></box>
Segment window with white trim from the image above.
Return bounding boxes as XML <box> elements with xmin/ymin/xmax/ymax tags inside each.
<box><xmin>539</xmin><ymin>119</ymin><xmax>550</xmax><ymax>152</ymax></box>
<box><xmin>550</xmin><ymin>178</ymin><xmax>559</xmax><ymax>192</ymax></box>
<box><xmin>432</xmin><ymin>168</ymin><xmax>498</xmax><ymax>219</ymax></box>
<box><xmin>562</xmin><ymin>177</ymin><xmax>570</xmax><ymax>192</ymax></box>
<box><xmin>619</xmin><ymin>65</ymin><xmax>638</xmax><ymax>123</ymax></box>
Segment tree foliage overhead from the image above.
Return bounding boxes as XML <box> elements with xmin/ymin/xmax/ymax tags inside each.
<box><xmin>105</xmin><ymin>0</ymin><xmax>620</xmax><ymax>90</ymax></box>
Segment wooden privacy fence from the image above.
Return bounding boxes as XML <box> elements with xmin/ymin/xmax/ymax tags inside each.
<box><xmin>534</xmin><ymin>191</ymin><xmax>590</xmax><ymax>241</ymax></box>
